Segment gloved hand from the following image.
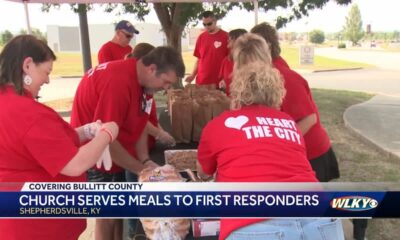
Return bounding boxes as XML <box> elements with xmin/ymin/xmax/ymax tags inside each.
<box><xmin>94</xmin><ymin>121</ymin><xmax>118</xmax><ymax>171</ymax></box>
<box><xmin>218</xmin><ymin>80</ymin><xmax>226</xmax><ymax>90</ymax></box>
<box><xmin>83</xmin><ymin>120</ymin><xmax>102</xmax><ymax>140</ymax></box>
<box><xmin>96</xmin><ymin>144</ymin><xmax>112</xmax><ymax>171</ymax></box>
<box><xmin>156</xmin><ymin>129</ymin><xmax>176</xmax><ymax>147</ymax></box>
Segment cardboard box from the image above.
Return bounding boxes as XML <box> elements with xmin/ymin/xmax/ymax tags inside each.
<box><xmin>192</xmin><ymin>219</ymin><xmax>220</xmax><ymax>237</ymax></box>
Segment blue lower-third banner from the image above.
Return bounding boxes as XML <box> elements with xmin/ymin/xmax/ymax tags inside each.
<box><xmin>0</xmin><ymin>182</ymin><xmax>399</xmax><ymax>218</ymax></box>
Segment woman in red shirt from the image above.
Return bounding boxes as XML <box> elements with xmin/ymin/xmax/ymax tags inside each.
<box><xmin>197</xmin><ymin>33</ymin><xmax>344</xmax><ymax>240</ymax></box>
<box><xmin>218</xmin><ymin>28</ymin><xmax>247</xmax><ymax>96</ymax></box>
<box><xmin>0</xmin><ymin>35</ymin><xmax>119</xmax><ymax>240</ymax></box>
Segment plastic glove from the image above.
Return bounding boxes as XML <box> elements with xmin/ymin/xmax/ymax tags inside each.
<box><xmin>218</xmin><ymin>80</ymin><xmax>226</xmax><ymax>90</ymax></box>
<box><xmin>96</xmin><ymin>144</ymin><xmax>112</xmax><ymax>171</ymax></box>
<box><xmin>83</xmin><ymin>120</ymin><xmax>102</xmax><ymax>140</ymax></box>
<box><xmin>156</xmin><ymin>130</ymin><xmax>176</xmax><ymax>147</ymax></box>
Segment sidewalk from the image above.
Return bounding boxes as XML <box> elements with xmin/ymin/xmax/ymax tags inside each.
<box><xmin>344</xmin><ymin>95</ymin><xmax>400</xmax><ymax>159</ymax></box>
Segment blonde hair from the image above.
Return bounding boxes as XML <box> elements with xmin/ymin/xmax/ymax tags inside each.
<box><xmin>232</xmin><ymin>33</ymin><xmax>272</xmax><ymax>69</ymax></box>
<box><xmin>230</xmin><ymin>33</ymin><xmax>285</xmax><ymax>109</ymax></box>
<box><xmin>230</xmin><ymin>63</ymin><xmax>285</xmax><ymax>110</ymax></box>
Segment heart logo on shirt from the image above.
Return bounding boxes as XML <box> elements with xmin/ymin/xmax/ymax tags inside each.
<box><xmin>214</xmin><ymin>41</ymin><xmax>222</xmax><ymax>48</ymax></box>
<box><xmin>224</xmin><ymin>116</ymin><xmax>249</xmax><ymax>130</ymax></box>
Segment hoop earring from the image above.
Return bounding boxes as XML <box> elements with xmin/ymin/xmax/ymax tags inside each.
<box><xmin>23</xmin><ymin>75</ymin><xmax>32</xmax><ymax>86</ymax></box>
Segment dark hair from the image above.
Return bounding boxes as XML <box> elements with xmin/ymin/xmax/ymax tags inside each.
<box><xmin>127</xmin><ymin>42</ymin><xmax>155</xmax><ymax>59</ymax></box>
<box><xmin>229</xmin><ymin>29</ymin><xmax>247</xmax><ymax>41</ymax></box>
<box><xmin>141</xmin><ymin>46</ymin><xmax>185</xmax><ymax>78</ymax></box>
<box><xmin>0</xmin><ymin>35</ymin><xmax>56</xmax><ymax>95</ymax></box>
<box><xmin>201</xmin><ymin>11</ymin><xmax>215</xmax><ymax>19</ymax></box>
<box><xmin>251</xmin><ymin>22</ymin><xmax>281</xmax><ymax>59</ymax></box>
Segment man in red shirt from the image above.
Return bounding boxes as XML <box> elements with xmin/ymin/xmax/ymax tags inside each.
<box><xmin>185</xmin><ymin>11</ymin><xmax>229</xmax><ymax>86</ymax></box>
<box><xmin>97</xmin><ymin>20</ymin><xmax>139</xmax><ymax>64</ymax></box>
<box><xmin>71</xmin><ymin>47</ymin><xmax>185</xmax><ymax>240</ymax></box>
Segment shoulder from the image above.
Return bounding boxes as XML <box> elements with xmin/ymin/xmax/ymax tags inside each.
<box><xmin>99</xmin><ymin>41</ymin><xmax>113</xmax><ymax>50</ymax></box>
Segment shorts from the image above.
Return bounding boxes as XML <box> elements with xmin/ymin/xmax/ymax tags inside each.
<box><xmin>87</xmin><ymin>168</ymin><xmax>126</xmax><ymax>182</ymax></box>
<box><xmin>310</xmin><ymin>147</ymin><xmax>340</xmax><ymax>182</ymax></box>
<box><xmin>227</xmin><ymin>219</ymin><xmax>344</xmax><ymax>240</ymax></box>
<box><xmin>125</xmin><ymin>170</ymin><xmax>141</xmax><ymax>238</ymax></box>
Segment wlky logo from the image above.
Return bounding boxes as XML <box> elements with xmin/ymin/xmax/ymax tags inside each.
<box><xmin>330</xmin><ymin>196</ymin><xmax>378</xmax><ymax>211</ymax></box>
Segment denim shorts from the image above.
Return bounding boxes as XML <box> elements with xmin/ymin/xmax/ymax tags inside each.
<box><xmin>226</xmin><ymin>219</ymin><xmax>344</xmax><ymax>240</ymax></box>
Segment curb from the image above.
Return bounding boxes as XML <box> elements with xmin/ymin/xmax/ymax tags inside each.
<box><xmin>313</xmin><ymin>67</ymin><xmax>363</xmax><ymax>73</ymax></box>
<box><xmin>343</xmin><ymin>103</ymin><xmax>400</xmax><ymax>160</ymax></box>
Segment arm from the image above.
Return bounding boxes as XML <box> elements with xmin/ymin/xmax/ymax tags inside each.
<box><xmin>75</xmin><ymin>121</ymin><xmax>101</xmax><ymax>144</ymax></box>
<box><xmin>108</xmin><ymin>127</ymin><xmax>156</xmax><ymax>175</ymax></box>
<box><xmin>98</xmin><ymin>45</ymin><xmax>112</xmax><ymax>64</ymax></box>
<box><xmin>61</xmin><ymin>122</ymin><xmax>118</xmax><ymax>176</ymax></box>
<box><xmin>146</xmin><ymin>122</ymin><xmax>175</xmax><ymax>146</ymax></box>
<box><xmin>296</xmin><ymin>113</ymin><xmax>317</xmax><ymax>135</ymax></box>
<box><xmin>108</xmin><ymin>140</ymin><xmax>147</xmax><ymax>175</ymax></box>
<box><xmin>185</xmin><ymin>59</ymin><xmax>198</xmax><ymax>83</ymax></box>
<box><xmin>146</xmin><ymin>121</ymin><xmax>160</xmax><ymax>138</ymax></box>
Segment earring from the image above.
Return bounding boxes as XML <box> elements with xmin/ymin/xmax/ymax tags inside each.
<box><xmin>23</xmin><ymin>75</ymin><xmax>32</xmax><ymax>86</ymax></box>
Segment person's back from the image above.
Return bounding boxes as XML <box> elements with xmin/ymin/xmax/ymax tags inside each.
<box><xmin>276</xmin><ymin>64</ymin><xmax>331</xmax><ymax>160</ymax></box>
<box><xmin>97</xmin><ymin>20</ymin><xmax>139</xmax><ymax>64</ymax></box>
<box><xmin>200</xmin><ymin>105</ymin><xmax>315</xmax><ymax>183</ymax></box>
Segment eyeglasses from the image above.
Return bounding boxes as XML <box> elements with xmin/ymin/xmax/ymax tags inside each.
<box><xmin>203</xmin><ymin>21</ymin><xmax>213</xmax><ymax>27</ymax></box>
<box><xmin>122</xmin><ymin>32</ymin><xmax>133</xmax><ymax>39</ymax></box>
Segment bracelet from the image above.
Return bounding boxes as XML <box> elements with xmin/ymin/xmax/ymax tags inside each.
<box><xmin>142</xmin><ymin>158</ymin><xmax>152</xmax><ymax>165</ymax></box>
<box><xmin>100</xmin><ymin>127</ymin><xmax>113</xmax><ymax>144</ymax></box>
<box><xmin>83</xmin><ymin>124</ymin><xmax>92</xmax><ymax>139</ymax></box>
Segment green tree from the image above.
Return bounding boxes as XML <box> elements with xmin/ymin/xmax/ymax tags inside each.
<box><xmin>343</xmin><ymin>3</ymin><xmax>364</xmax><ymax>45</ymax></box>
<box><xmin>43</xmin><ymin>0</ymin><xmax>351</xmax><ymax>52</ymax></box>
<box><xmin>19</xmin><ymin>28</ymin><xmax>47</xmax><ymax>43</ymax></box>
<box><xmin>1</xmin><ymin>30</ymin><xmax>13</xmax><ymax>45</ymax></box>
<box><xmin>309</xmin><ymin>29</ymin><xmax>325</xmax><ymax>44</ymax></box>
<box><xmin>393</xmin><ymin>31</ymin><xmax>400</xmax><ymax>41</ymax></box>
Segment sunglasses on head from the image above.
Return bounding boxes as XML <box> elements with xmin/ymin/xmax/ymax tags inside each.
<box><xmin>203</xmin><ymin>21</ymin><xmax>213</xmax><ymax>27</ymax></box>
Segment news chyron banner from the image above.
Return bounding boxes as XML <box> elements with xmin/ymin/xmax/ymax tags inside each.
<box><xmin>0</xmin><ymin>182</ymin><xmax>399</xmax><ymax>218</ymax></box>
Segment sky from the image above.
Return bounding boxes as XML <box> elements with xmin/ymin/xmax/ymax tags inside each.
<box><xmin>0</xmin><ymin>0</ymin><xmax>399</xmax><ymax>34</ymax></box>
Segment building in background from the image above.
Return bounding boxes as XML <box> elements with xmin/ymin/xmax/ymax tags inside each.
<box><xmin>47</xmin><ymin>23</ymin><xmax>197</xmax><ymax>53</ymax></box>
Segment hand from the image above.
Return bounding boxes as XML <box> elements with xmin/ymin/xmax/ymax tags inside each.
<box><xmin>156</xmin><ymin>129</ymin><xmax>176</xmax><ymax>147</ymax></box>
<box><xmin>142</xmin><ymin>159</ymin><xmax>159</xmax><ymax>169</ymax></box>
<box><xmin>83</xmin><ymin>120</ymin><xmax>102</xmax><ymax>140</ymax></box>
<box><xmin>185</xmin><ymin>75</ymin><xmax>195</xmax><ymax>83</ymax></box>
<box><xmin>101</xmin><ymin>122</ymin><xmax>119</xmax><ymax>142</ymax></box>
<box><xmin>218</xmin><ymin>80</ymin><xmax>226</xmax><ymax>90</ymax></box>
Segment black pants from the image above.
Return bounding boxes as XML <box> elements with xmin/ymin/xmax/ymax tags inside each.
<box><xmin>353</xmin><ymin>219</ymin><xmax>368</xmax><ymax>240</ymax></box>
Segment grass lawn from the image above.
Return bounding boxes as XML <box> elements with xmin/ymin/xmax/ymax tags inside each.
<box><xmin>313</xmin><ymin>89</ymin><xmax>400</xmax><ymax>240</ymax></box>
<box><xmin>280</xmin><ymin>47</ymin><xmax>372</xmax><ymax>70</ymax></box>
<box><xmin>46</xmin><ymin>47</ymin><xmax>372</xmax><ymax>77</ymax></box>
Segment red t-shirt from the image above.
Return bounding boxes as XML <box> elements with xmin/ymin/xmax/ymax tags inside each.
<box><xmin>198</xmin><ymin>105</ymin><xmax>317</xmax><ymax>240</ymax></box>
<box><xmin>194</xmin><ymin>29</ymin><xmax>229</xmax><ymax>85</ymax></box>
<box><xmin>97</xmin><ymin>41</ymin><xmax>132</xmax><ymax>64</ymax></box>
<box><xmin>273</xmin><ymin>57</ymin><xmax>331</xmax><ymax>160</ymax></box>
<box><xmin>218</xmin><ymin>56</ymin><xmax>233</xmax><ymax>96</ymax></box>
<box><xmin>273</xmin><ymin>56</ymin><xmax>290</xmax><ymax>69</ymax></box>
<box><xmin>70</xmin><ymin>59</ymin><xmax>148</xmax><ymax>173</ymax></box>
<box><xmin>0</xmin><ymin>86</ymin><xmax>85</xmax><ymax>240</ymax></box>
